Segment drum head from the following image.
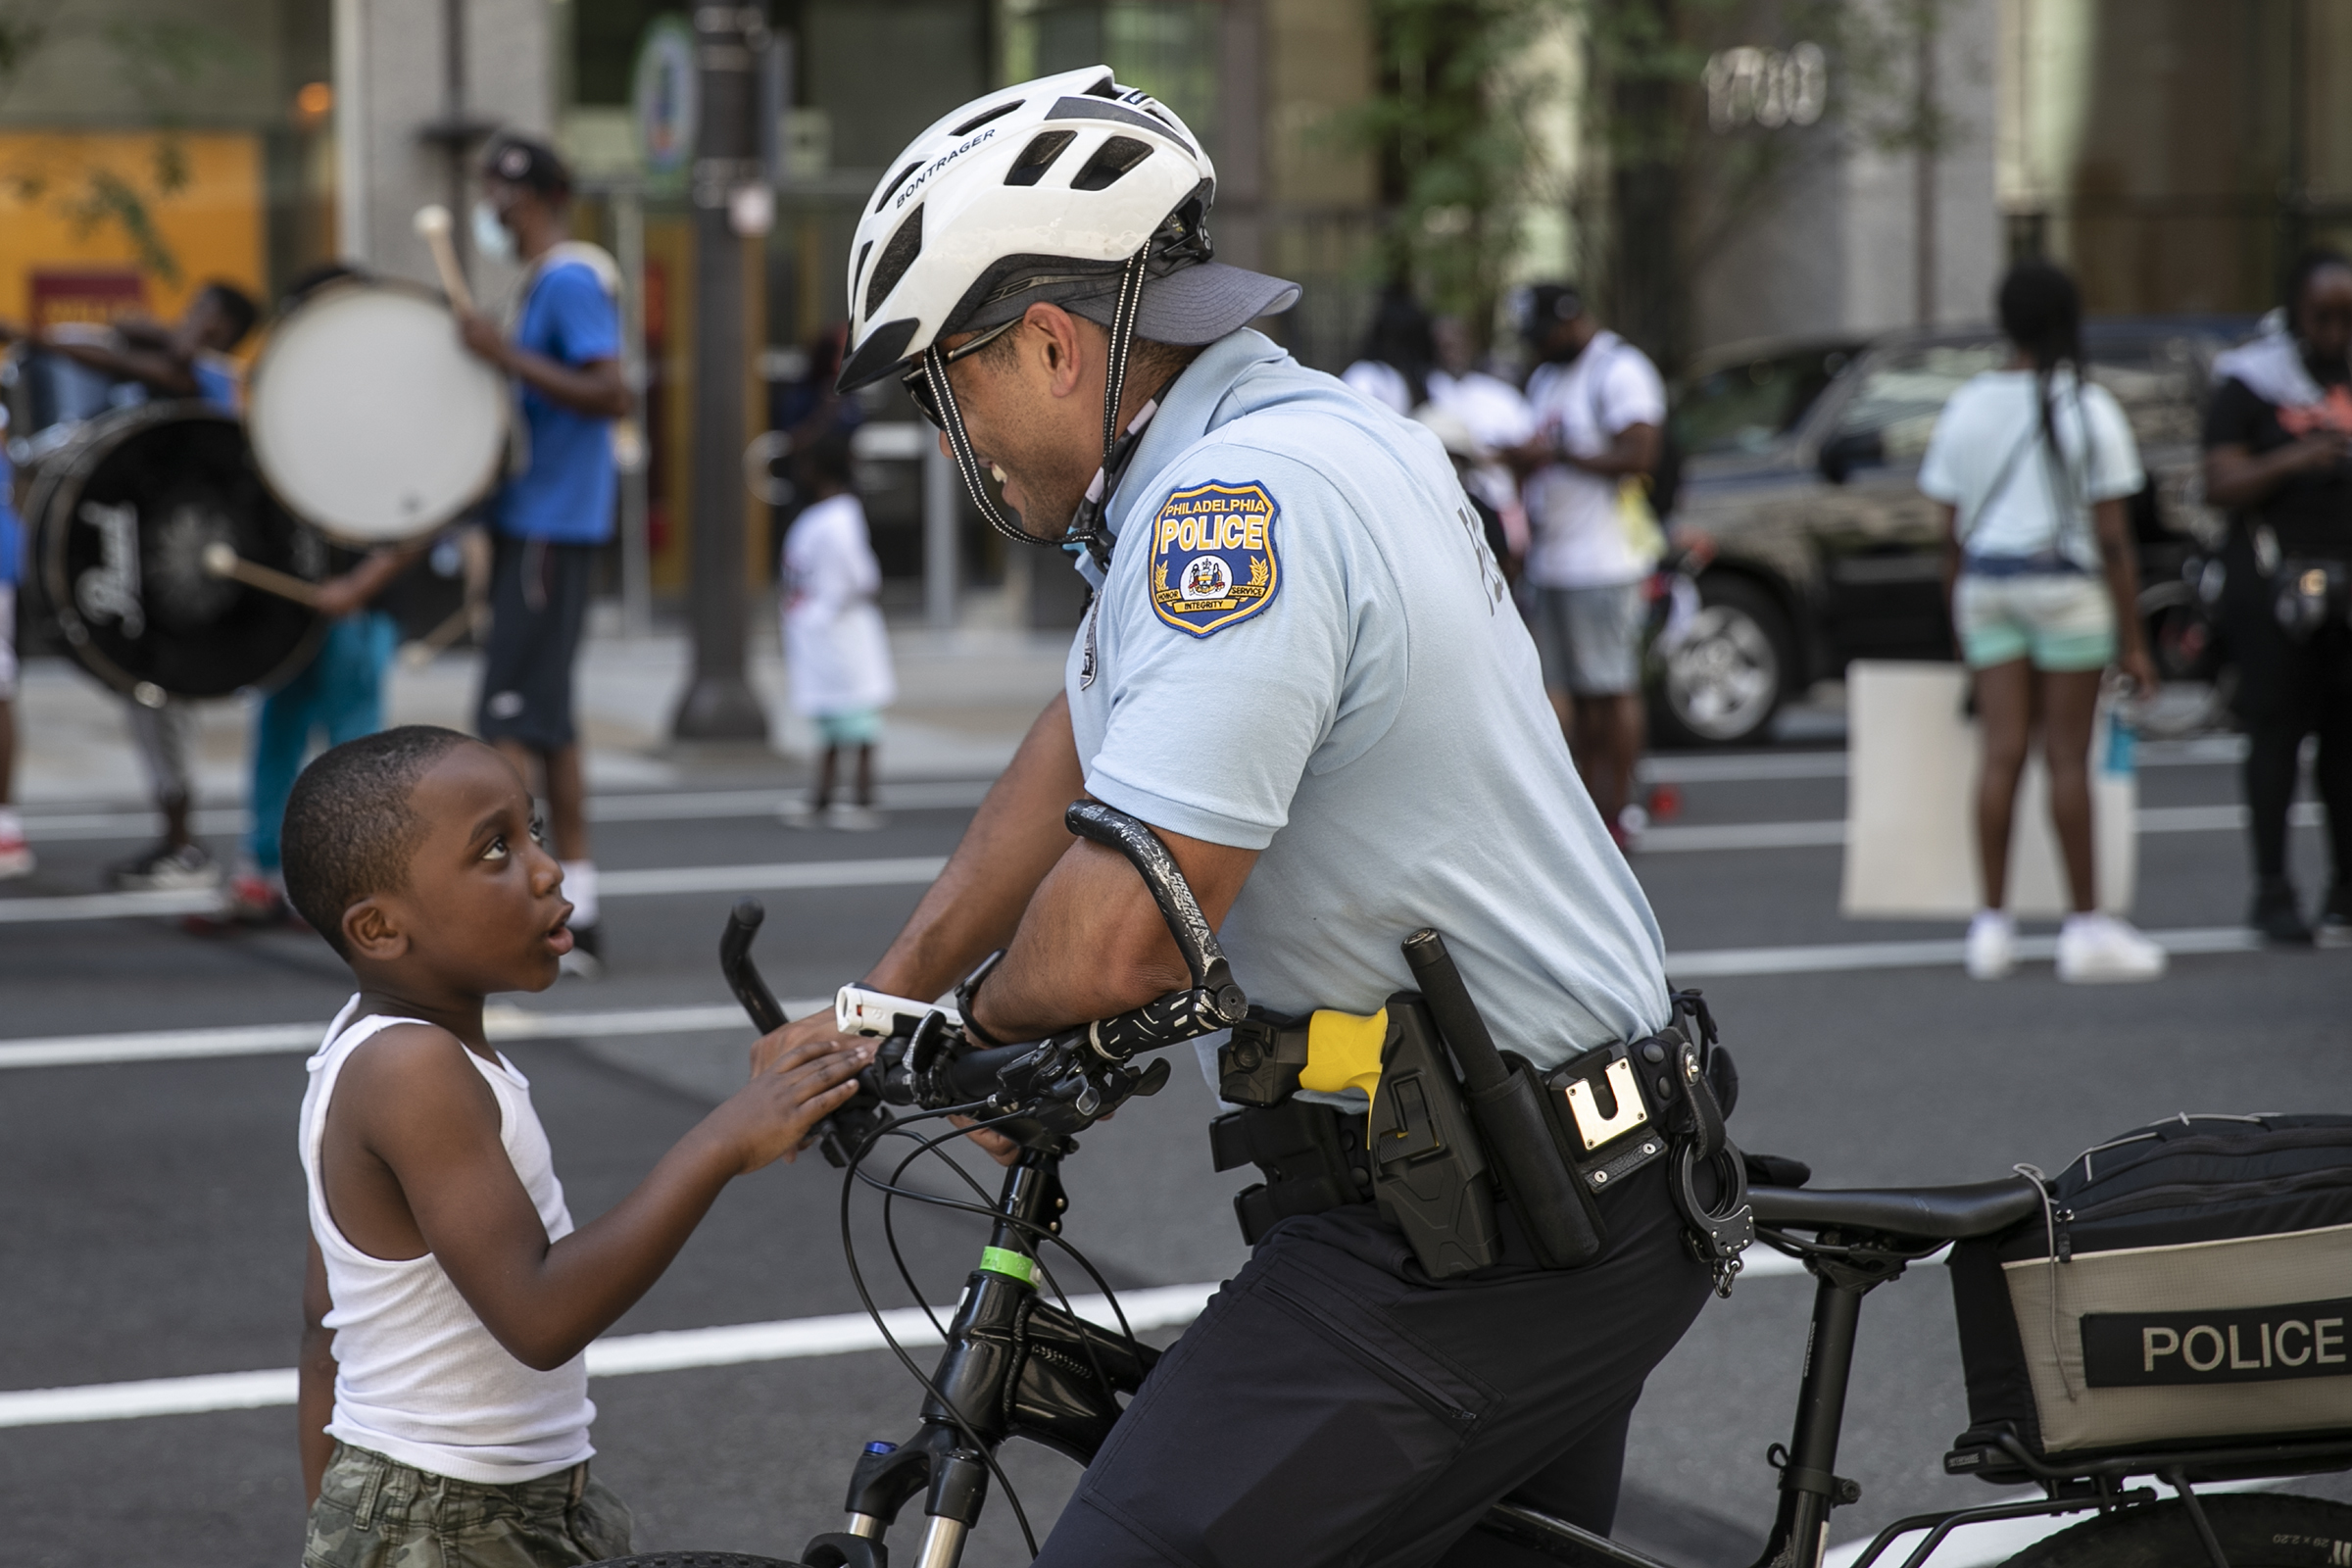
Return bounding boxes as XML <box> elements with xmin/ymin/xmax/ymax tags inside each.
<box><xmin>248</xmin><ymin>279</ymin><xmax>509</xmax><ymax>543</ymax></box>
<box><xmin>38</xmin><ymin>404</ymin><xmax>326</xmax><ymax>700</ymax></box>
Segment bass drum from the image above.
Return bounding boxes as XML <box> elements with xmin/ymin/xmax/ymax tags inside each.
<box><xmin>33</xmin><ymin>403</ymin><xmax>326</xmax><ymax>701</ymax></box>
<box><xmin>247</xmin><ymin>278</ymin><xmax>509</xmax><ymax>544</ymax></box>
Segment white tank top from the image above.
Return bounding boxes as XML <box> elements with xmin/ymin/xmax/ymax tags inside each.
<box><xmin>299</xmin><ymin>997</ymin><xmax>595</xmax><ymax>1483</ymax></box>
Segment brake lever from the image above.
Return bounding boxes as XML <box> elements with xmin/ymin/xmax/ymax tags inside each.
<box><xmin>717</xmin><ymin>899</ymin><xmax>889</xmax><ymax>1169</ymax></box>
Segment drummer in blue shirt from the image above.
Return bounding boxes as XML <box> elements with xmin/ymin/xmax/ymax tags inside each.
<box><xmin>458</xmin><ymin>134</ymin><xmax>632</xmax><ymax>977</ymax></box>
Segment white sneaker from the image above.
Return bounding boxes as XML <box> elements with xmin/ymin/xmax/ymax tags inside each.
<box><xmin>2057</xmin><ymin>913</ymin><xmax>2168</xmax><ymax>984</ymax></box>
<box><xmin>777</xmin><ymin>799</ymin><xmax>822</xmax><ymax>830</ymax></box>
<box><xmin>826</xmin><ymin>803</ymin><xmax>886</xmax><ymax>832</ymax></box>
<box><xmin>1965</xmin><ymin>910</ymin><xmax>2015</xmax><ymax>980</ymax></box>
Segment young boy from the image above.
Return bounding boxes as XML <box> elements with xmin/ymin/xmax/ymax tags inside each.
<box><xmin>282</xmin><ymin>725</ymin><xmax>867</xmax><ymax>1565</ymax></box>
<box><xmin>778</xmin><ymin>428</ymin><xmax>895</xmax><ymax>831</ymax></box>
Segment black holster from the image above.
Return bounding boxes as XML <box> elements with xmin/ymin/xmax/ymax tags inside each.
<box><xmin>1210</xmin><ymin>1099</ymin><xmax>1372</xmax><ymax>1247</ymax></box>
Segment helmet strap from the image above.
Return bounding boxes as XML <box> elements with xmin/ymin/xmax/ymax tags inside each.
<box><xmin>923</xmin><ymin>341</ymin><xmax>1036</xmax><ymax>548</ymax></box>
<box><xmin>1064</xmin><ymin>239</ymin><xmax>1154</xmax><ymax>569</ymax></box>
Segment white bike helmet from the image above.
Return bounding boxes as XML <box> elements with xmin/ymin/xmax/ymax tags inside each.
<box><xmin>839</xmin><ymin>67</ymin><xmax>1298</xmax><ymax>558</ymax></box>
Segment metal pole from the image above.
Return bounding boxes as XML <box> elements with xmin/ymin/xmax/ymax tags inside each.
<box><xmin>670</xmin><ymin>2</ymin><xmax>769</xmax><ymax>740</ymax></box>
<box><xmin>923</xmin><ymin>436</ymin><xmax>956</xmax><ymax>629</ymax></box>
<box><xmin>613</xmin><ymin>185</ymin><xmax>652</xmax><ymax>639</ymax></box>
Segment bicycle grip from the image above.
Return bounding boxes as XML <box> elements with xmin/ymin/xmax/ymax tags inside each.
<box><xmin>719</xmin><ymin>899</ymin><xmax>789</xmax><ymax>1035</ymax></box>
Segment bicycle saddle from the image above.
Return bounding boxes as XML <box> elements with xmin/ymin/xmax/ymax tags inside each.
<box><xmin>1749</xmin><ymin>1177</ymin><xmax>2041</xmax><ymax>1242</ymax></box>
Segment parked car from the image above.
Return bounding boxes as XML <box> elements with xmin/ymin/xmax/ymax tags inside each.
<box><xmin>1652</xmin><ymin>318</ymin><xmax>2249</xmax><ymax>746</ymax></box>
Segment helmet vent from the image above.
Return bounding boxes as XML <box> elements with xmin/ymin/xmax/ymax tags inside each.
<box><xmin>953</xmin><ymin>99</ymin><xmax>1022</xmax><ymax>136</ymax></box>
<box><xmin>1004</xmin><ymin>130</ymin><xmax>1076</xmax><ymax>187</ymax></box>
<box><xmin>864</xmin><ymin>205</ymin><xmax>924</xmax><ymax>318</ymax></box>
<box><xmin>1084</xmin><ymin>74</ymin><xmax>1120</xmax><ymax>100</ymax></box>
<box><xmin>872</xmin><ymin>159</ymin><xmax>921</xmax><ymax>215</ymax></box>
<box><xmin>1070</xmin><ymin>135</ymin><xmax>1153</xmax><ymax>192</ymax></box>
<box><xmin>850</xmin><ymin>240</ymin><xmax>873</xmax><ymax>307</ymax></box>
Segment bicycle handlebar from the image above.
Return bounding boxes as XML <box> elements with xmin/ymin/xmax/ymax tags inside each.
<box><xmin>715</xmin><ymin>804</ymin><xmax>1250</xmax><ymax>1159</ymax></box>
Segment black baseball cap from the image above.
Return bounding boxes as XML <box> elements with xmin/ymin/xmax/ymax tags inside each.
<box><xmin>480</xmin><ymin>134</ymin><xmax>572</xmax><ymax>199</ymax></box>
<box><xmin>1516</xmin><ymin>282</ymin><xmax>1586</xmax><ymax>341</ymax></box>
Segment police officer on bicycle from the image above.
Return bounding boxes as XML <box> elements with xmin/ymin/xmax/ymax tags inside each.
<box><xmin>759</xmin><ymin>70</ymin><xmax>1719</xmax><ymax>1566</ymax></box>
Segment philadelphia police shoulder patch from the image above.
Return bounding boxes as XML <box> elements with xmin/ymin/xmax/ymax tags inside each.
<box><xmin>1147</xmin><ymin>479</ymin><xmax>1281</xmax><ymax>638</ymax></box>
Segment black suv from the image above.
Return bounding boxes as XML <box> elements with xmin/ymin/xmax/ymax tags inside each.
<box><xmin>1654</xmin><ymin>318</ymin><xmax>2245</xmax><ymax>746</ymax></box>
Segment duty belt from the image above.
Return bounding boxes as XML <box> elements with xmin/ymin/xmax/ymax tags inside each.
<box><xmin>1210</xmin><ymin>965</ymin><xmax>1752</xmax><ymax>1294</ymax></box>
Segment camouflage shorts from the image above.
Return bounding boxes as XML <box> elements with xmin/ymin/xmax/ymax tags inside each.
<box><xmin>303</xmin><ymin>1442</ymin><xmax>634</xmax><ymax>1568</ymax></box>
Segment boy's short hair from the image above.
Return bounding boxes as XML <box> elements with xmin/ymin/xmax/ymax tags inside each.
<box><xmin>283</xmin><ymin>726</ymin><xmax>475</xmax><ymax>956</ymax></box>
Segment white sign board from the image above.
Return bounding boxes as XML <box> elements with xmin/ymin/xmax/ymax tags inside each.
<box><xmin>1841</xmin><ymin>661</ymin><xmax>2136</xmax><ymax>919</ymax></box>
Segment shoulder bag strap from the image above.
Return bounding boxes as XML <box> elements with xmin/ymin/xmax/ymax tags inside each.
<box><xmin>1956</xmin><ymin>416</ymin><xmax>2039</xmax><ymax>549</ymax></box>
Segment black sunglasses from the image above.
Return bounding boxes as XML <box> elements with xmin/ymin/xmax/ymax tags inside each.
<box><xmin>901</xmin><ymin>318</ymin><xmax>1023</xmax><ymax>430</ymax></box>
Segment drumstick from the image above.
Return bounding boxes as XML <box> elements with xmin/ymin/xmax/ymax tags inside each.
<box><xmin>413</xmin><ymin>205</ymin><xmax>475</xmax><ymax>315</ymax></box>
<box><xmin>399</xmin><ymin>604</ymin><xmax>478</xmax><ymax>668</ymax></box>
<box><xmin>201</xmin><ymin>542</ymin><xmax>322</xmax><ymax>609</ymax></box>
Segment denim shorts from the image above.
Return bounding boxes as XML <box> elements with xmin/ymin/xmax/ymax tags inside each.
<box><xmin>1955</xmin><ymin>570</ymin><xmax>2116</xmax><ymax>672</ymax></box>
<box><xmin>303</xmin><ymin>1442</ymin><xmax>633</xmax><ymax>1568</ymax></box>
<box><xmin>1532</xmin><ymin>582</ymin><xmax>1648</xmax><ymax>697</ymax></box>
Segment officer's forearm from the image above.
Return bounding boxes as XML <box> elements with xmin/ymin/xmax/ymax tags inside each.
<box><xmin>974</xmin><ymin>827</ymin><xmax>1257</xmax><ymax>1042</ymax></box>
<box><xmin>862</xmin><ymin>693</ymin><xmax>1086</xmax><ymax>1002</ymax></box>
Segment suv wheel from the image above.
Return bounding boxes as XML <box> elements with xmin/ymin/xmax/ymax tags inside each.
<box><xmin>1652</xmin><ymin>574</ymin><xmax>1792</xmax><ymax>747</ymax></box>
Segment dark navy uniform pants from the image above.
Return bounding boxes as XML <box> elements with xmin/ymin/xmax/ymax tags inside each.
<box><xmin>1034</xmin><ymin>1155</ymin><xmax>1714</xmax><ymax>1568</ymax></box>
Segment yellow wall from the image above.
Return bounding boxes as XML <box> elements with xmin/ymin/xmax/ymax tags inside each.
<box><xmin>0</xmin><ymin>131</ymin><xmax>266</xmax><ymax>329</ymax></box>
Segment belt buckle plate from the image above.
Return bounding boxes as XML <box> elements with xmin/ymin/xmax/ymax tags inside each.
<box><xmin>1564</xmin><ymin>1055</ymin><xmax>1649</xmax><ymax>1151</ymax></box>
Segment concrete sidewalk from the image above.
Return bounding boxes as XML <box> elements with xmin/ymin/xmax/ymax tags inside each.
<box><xmin>11</xmin><ymin>613</ymin><xmax>1070</xmax><ymax>811</ymax></box>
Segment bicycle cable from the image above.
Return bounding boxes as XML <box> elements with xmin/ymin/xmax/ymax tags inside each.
<box><xmin>836</xmin><ymin>1102</ymin><xmax>1043</xmax><ymax>1558</ymax></box>
<box><xmin>867</xmin><ymin>1125</ymin><xmax>1130</xmax><ymax>1435</ymax></box>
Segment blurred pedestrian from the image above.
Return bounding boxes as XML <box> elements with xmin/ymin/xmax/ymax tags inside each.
<box><xmin>2202</xmin><ymin>248</ymin><xmax>2352</xmax><ymax>947</ymax></box>
<box><xmin>1513</xmin><ymin>282</ymin><xmax>1666</xmax><ymax>849</ymax></box>
<box><xmin>1</xmin><ymin>282</ymin><xmax>259</xmax><ymax>890</ymax></box>
<box><xmin>1342</xmin><ymin>283</ymin><xmax>1434</xmax><ymax>415</ymax></box>
<box><xmin>0</xmin><ymin>407</ymin><xmax>26</xmax><ymax>878</ymax></box>
<box><xmin>778</xmin><ymin>428</ymin><xmax>894</xmax><ymax>831</ymax></box>
<box><xmin>459</xmin><ymin>133</ymin><xmax>631</xmax><ymax>978</ymax></box>
<box><xmin>1922</xmin><ymin>260</ymin><xmax>2165</xmax><ymax>983</ymax></box>
<box><xmin>1427</xmin><ymin>314</ymin><xmax>1534</xmax><ymax>569</ymax></box>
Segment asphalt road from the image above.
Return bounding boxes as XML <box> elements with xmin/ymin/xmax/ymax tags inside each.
<box><xmin>2</xmin><ymin>738</ymin><xmax>2346</xmax><ymax>1568</ymax></box>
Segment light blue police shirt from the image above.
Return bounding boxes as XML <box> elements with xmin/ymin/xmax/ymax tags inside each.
<box><xmin>1065</xmin><ymin>329</ymin><xmax>1670</xmax><ymax>1100</ymax></box>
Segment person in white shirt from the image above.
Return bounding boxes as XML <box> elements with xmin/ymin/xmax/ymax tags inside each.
<box><xmin>1428</xmin><ymin>314</ymin><xmax>1536</xmax><ymax>569</ymax></box>
<box><xmin>780</xmin><ymin>429</ymin><xmax>897</xmax><ymax>831</ymax></box>
<box><xmin>1340</xmin><ymin>282</ymin><xmax>1433</xmax><ymax>416</ymax></box>
<box><xmin>1918</xmin><ymin>260</ymin><xmax>2166</xmax><ymax>984</ymax></box>
<box><xmin>1512</xmin><ymin>283</ymin><xmax>1666</xmax><ymax>847</ymax></box>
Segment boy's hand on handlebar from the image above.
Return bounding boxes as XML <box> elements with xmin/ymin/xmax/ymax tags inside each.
<box><xmin>714</xmin><ymin>1036</ymin><xmax>874</xmax><ymax>1173</ymax></box>
<box><xmin>751</xmin><ymin>1007</ymin><xmax>859</xmax><ymax>1080</ymax></box>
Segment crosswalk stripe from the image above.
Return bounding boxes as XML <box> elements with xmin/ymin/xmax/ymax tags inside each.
<box><xmin>0</xmin><ymin>919</ymin><xmax>2288</xmax><ymax>1074</ymax></box>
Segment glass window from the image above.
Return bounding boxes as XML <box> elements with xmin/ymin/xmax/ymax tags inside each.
<box><xmin>1834</xmin><ymin>343</ymin><xmax>2006</xmax><ymax>462</ymax></box>
<box><xmin>1674</xmin><ymin>348</ymin><xmax>1853</xmax><ymax>457</ymax></box>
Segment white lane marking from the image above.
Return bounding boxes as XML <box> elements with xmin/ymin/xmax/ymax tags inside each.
<box><xmin>1641</xmin><ymin>801</ymin><xmax>2311</xmax><ymax>855</ymax></box>
<box><xmin>0</xmin><ymin>922</ymin><xmax>2286</xmax><ymax>1070</ymax></box>
<box><xmin>0</xmin><ymin>1255</ymin><xmax>1869</xmax><ymax>1431</ymax></box>
<box><xmin>1669</xmin><ymin>925</ymin><xmax>2259</xmax><ymax>978</ymax></box>
<box><xmin>600</xmin><ymin>856</ymin><xmax>946</xmax><ymax>898</ymax></box>
<box><xmin>1642</xmin><ymin>734</ymin><xmax>2244</xmax><ymax>785</ymax></box>
<box><xmin>0</xmin><ymin>1285</ymin><xmax>1220</xmax><ymax>1430</ymax></box>
<box><xmin>17</xmin><ymin>781</ymin><xmax>1000</xmax><ymax>843</ymax></box>
<box><xmin>9</xmin><ymin>793</ymin><xmax>2312</xmax><ymax>924</ymax></box>
<box><xmin>10</xmin><ymin>740</ymin><xmax>2255</xmax><ymax>843</ymax></box>
<box><xmin>0</xmin><ymin>1001</ymin><xmax>829</xmax><ymax>1070</ymax></box>
<box><xmin>0</xmin><ymin>857</ymin><xmax>950</xmax><ymax>924</ymax></box>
